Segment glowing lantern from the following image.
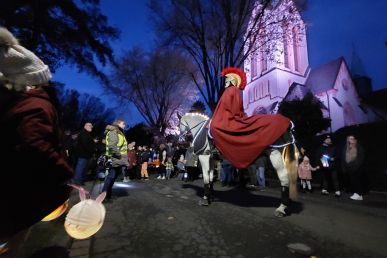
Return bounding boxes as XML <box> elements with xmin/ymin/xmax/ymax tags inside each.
<box><xmin>64</xmin><ymin>191</ymin><xmax>106</xmax><ymax>239</ymax></box>
<box><xmin>41</xmin><ymin>200</ymin><xmax>69</xmax><ymax>221</ymax></box>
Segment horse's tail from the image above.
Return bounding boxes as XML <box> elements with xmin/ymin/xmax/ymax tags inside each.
<box><xmin>282</xmin><ymin>143</ymin><xmax>299</xmax><ymax>200</ymax></box>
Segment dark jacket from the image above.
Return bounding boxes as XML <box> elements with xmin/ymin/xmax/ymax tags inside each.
<box><xmin>316</xmin><ymin>143</ymin><xmax>336</xmax><ymax>169</ymax></box>
<box><xmin>75</xmin><ymin>128</ymin><xmax>95</xmax><ymax>158</ymax></box>
<box><xmin>141</xmin><ymin>150</ymin><xmax>150</xmax><ymax>163</ymax></box>
<box><xmin>0</xmin><ymin>87</ymin><xmax>72</xmax><ymax>239</ymax></box>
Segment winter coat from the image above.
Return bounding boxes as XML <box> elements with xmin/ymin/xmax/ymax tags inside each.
<box><xmin>105</xmin><ymin>125</ymin><xmax>128</xmax><ymax>167</ymax></box>
<box><xmin>127</xmin><ymin>149</ymin><xmax>137</xmax><ymax>169</ymax></box>
<box><xmin>75</xmin><ymin>128</ymin><xmax>95</xmax><ymax>158</ymax></box>
<box><xmin>298</xmin><ymin>163</ymin><xmax>317</xmax><ymax>180</ymax></box>
<box><xmin>316</xmin><ymin>144</ymin><xmax>336</xmax><ymax>169</ymax></box>
<box><xmin>0</xmin><ymin>87</ymin><xmax>72</xmax><ymax>239</ymax></box>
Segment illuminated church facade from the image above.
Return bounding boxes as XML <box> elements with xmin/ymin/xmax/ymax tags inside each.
<box><xmin>243</xmin><ymin>0</ymin><xmax>385</xmax><ymax>132</ymax></box>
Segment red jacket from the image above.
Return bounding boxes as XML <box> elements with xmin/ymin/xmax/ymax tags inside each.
<box><xmin>210</xmin><ymin>86</ymin><xmax>290</xmax><ymax>168</ymax></box>
<box><xmin>0</xmin><ymin>87</ymin><xmax>73</xmax><ymax>238</ymax></box>
<box><xmin>127</xmin><ymin>149</ymin><xmax>137</xmax><ymax>169</ymax></box>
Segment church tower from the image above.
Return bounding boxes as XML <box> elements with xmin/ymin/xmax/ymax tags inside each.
<box><xmin>243</xmin><ymin>0</ymin><xmax>310</xmax><ymax>115</ymax></box>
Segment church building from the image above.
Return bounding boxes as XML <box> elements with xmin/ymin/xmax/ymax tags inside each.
<box><xmin>243</xmin><ymin>0</ymin><xmax>386</xmax><ymax>132</ymax></box>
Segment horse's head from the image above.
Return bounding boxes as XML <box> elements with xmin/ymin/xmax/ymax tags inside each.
<box><xmin>179</xmin><ymin>112</ymin><xmax>210</xmax><ymax>141</ymax></box>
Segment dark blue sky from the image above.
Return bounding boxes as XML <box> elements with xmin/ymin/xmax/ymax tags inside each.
<box><xmin>54</xmin><ymin>0</ymin><xmax>387</xmax><ymax>125</ymax></box>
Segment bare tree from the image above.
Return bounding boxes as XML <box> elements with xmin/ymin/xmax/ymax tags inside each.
<box><xmin>150</xmin><ymin>0</ymin><xmax>304</xmax><ymax>111</ymax></box>
<box><xmin>108</xmin><ymin>47</ymin><xmax>198</xmax><ymax>135</ymax></box>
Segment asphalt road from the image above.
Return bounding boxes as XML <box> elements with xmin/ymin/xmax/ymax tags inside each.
<box><xmin>6</xmin><ymin>176</ymin><xmax>387</xmax><ymax>258</ymax></box>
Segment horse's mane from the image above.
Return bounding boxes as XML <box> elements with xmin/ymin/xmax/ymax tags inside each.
<box><xmin>182</xmin><ymin>112</ymin><xmax>210</xmax><ymax>121</ymax></box>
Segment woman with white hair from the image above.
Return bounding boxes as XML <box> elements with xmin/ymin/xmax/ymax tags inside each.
<box><xmin>342</xmin><ymin>135</ymin><xmax>365</xmax><ymax>201</ymax></box>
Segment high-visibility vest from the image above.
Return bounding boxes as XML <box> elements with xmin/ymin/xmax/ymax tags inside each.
<box><xmin>105</xmin><ymin>130</ymin><xmax>127</xmax><ymax>157</ymax></box>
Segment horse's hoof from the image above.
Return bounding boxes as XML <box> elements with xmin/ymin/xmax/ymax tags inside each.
<box><xmin>199</xmin><ymin>199</ymin><xmax>210</xmax><ymax>206</ymax></box>
<box><xmin>274</xmin><ymin>210</ymin><xmax>286</xmax><ymax>217</ymax></box>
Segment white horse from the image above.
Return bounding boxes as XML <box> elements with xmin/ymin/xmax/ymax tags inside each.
<box><xmin>179</xmin><ymin>112</ymin><xmax>299</xmax><ymax>217</ymax></box>
<box><xmin>179</xmin><ymin>112</ymin><xmax>214</xmax><ymax>206</ymax></box>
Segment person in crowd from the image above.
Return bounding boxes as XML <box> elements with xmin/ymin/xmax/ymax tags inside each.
<box><xmin>298</xmin><ymin>146</ymin><xmax>307</xmax><ymax>164</ymax></box>
<box><xmin>165</xmin><ymin>156</ymin><xmax>174</xmax><ymax>180</ymax></box>
<box><xmin>63</xmin><ymin>130</ymin><xmax>77</xmax><ymax>168</ymax></box>
<box><xmin>256</xmin><ymin>155</ymin><xmax>267</xmax><ymax>190</ymax></box>
<box><xmin>126</xmin><ymin>141</ymin><xmax>137</xmax><ymax>181</ymax></box>
<box><xmin>298</xmin><ymin>156</ymin><xmax>319</xmax><ymax>193</ymax></box>
<box><xmin>342</xmin><ymin>135</ymin><xmax>365</xmax><ymax>201</ymax></box>
<box><xmin>316</xmin><ymin>135</ymin><xmax>341</xmax><ymax>197</ymax></box>
<box><xmin>69</xmin><ymin>133</ymin><xmax>79</xmax><ymax>167</ymax></box>
<box><xmin>73</xmin><ymin>122</ymin><xmax>95</xmax><ymax>185</ymax></box>
<box><xmin>173</xmin><ymin>144</ymin><xmax>185</xmax><ymax>166</ymax></box>
<box><xmin>184</xmin><ymin>145</ymin><xmax>199</xmax><ymax>182</ymax></box>
<box><xmin>0</xmin><ymin>27</ymin><xmax>72</xmax><ymax>253</ymax></box>
<box><xmin>135</xmin><ymin>145</ymin><xmax>143</xmax><ymax>179</ymax></box>
<box><xmin>221</xmin><ymin>159</ymin><xmax>234</xmax><ymax>187</ymax></box>
<box><xmin>177</xmin><ymin>153</ymin><xmax>186</xmax><ymax>180</ymax></box>
<box><xmin>247</xmin><ymin>155</ymin><xmax>267</xmax><ymax>190</ymax></box>
<box><xmin>166</xmin><ymin>141</ymin><xmax>175</xmax><ymax>158</ymax></box>
<box><xmin>102</xmin><ymin>119</ymin><xmax>128</xmax><ymax>201</ymax></box>
<box><xmin>157</xmin><ymin>144</ymin><xmax>167</xmax><ymax>180</ymax></box>
<box><xmin>140</xmin><ymin>146</ymin><xmax>150</xmax><ymax>180</ymax></box>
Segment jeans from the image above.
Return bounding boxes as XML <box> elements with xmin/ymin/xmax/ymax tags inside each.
<box><xmin>256</xmin><ymin>167</ymin><xmax>266</xmax><ymax>187</ymax></box>
<box><xmin>221</xmin><ymin>163</ymin><xmax>234</xmax><ymax>185</ymax></box>
<box><xmin>73</xmin><ymin>158</ymin><xmax>89</xmax><ymax>184</ymax></box>
<box><xmin>102</xmin><ymin>166</ymin><xmax>123</xmax><ymax>199</ymax></box>
<box><xmin>166</xmin><ymin>169</ymin><xmax>172</xmax><ymax>179</ymax></box>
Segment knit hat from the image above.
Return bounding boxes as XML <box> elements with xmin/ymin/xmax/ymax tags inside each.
<box><xmin>0</xmin><ymin>27</ymin><xmax>51</xmax><ymax>86</ymax></box>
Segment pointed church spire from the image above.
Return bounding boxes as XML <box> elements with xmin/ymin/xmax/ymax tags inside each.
<box><xmin>350</xmin><ymin>43</ymin><xmax>367</xmax><ymax>78</ymax></box>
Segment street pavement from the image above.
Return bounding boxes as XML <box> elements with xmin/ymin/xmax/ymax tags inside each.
<box><xmin>5</xmin><ymin>175</ymin><xmax>387</xmax><ymax>258</ymax></box>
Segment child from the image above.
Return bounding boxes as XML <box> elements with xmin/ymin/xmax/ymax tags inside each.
<box><xmin>165</xmin><ymin>157</ymin><xmax>174</xmax><ymax>180</ymax></box>
<box><xmin>176</xmin><ymin>154</ymin><xmax>186</xmax><ymax>180</ymax></box>
<box><xmin>298</xmin><ymin>156</ymin><xmax>319</xmax><ymax>193</ymax></box>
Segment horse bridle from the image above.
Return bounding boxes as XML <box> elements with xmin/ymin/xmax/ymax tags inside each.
<box><xmin>179</xmin><ymin>118</ymin><xmax>208</xmax><ymax>142</ymax></box>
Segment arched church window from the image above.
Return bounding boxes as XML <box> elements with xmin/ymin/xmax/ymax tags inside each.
<box><xmin>282</xmin><ymin>25</ymin><xmax>289</xmax><ymax>69</ymax></box>
<box><xmin>249</xmin><ymin>88</ymin><xmax>254</xmax><ymax>103</ymax></box>
<box><xmin>292</xmin><ymin>27</ymin><xmax>299</xmax><ymax>72</ymax></box>
<box><xmin>261</xmin><ymin>48</ymin><xmax>267</xmax><ymax>72</ymax></box>
<box><xmin>251</xmin><ymin>54</ymin><xmax>257</xmax><ymax>78</ymax></box>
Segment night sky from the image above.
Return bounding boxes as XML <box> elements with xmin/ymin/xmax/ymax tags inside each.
<box><xmin>54</xmin><ymin>0</ymin><xmax>387</xmax><ymax>125</ymax></box>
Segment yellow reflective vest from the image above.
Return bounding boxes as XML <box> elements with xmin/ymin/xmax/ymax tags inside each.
<box><xmin>105</xmin><ymin>130</ymin><xmax>127</xmax><ymax>157</ymax></box>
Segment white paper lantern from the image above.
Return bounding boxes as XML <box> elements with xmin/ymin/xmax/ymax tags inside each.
<box><xmin>64</xmin><ymin>192</ymin><xmax>106</xmax><ymax>239</ymax></box>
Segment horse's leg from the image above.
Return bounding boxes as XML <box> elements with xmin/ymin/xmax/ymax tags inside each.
<box><xmin>209</xmin><ymin>157</ymin><xmax>215</xmax><ymax>202</ymax></box>
<box><xmin>269</xmin><ymin>149</ymin><xmax>290</xmax><ymax>217</ymax></box>
<box><xmin>199</xmin><ymin>154</ymin><xmax>211</xmax><ymax>206</ymax></box>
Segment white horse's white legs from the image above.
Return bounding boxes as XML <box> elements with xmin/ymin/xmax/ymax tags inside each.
<box><xmin>198</xmin><ymin>154</ymin><xmax>214</xmax><ymax>206</ymax></box>
<box><xmin>199</xmin><ymin>154</ymin><xmax>213</xmax><ymax>184</ymax></box>
<box><xmin>269</xmin><ymin>149</ymin><xmax>289</xmax><ymax>187</ymax></box>
<box><xmin>269</xmin><ymin>149</ymin><xmax>290</xmax><ymax>217</ymax></box>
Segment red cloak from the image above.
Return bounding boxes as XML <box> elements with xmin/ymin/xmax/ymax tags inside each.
<box><xmin>210</xmin><ymin>86</ymin><xmax>290</xmax><ymax>169</ymax></box>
